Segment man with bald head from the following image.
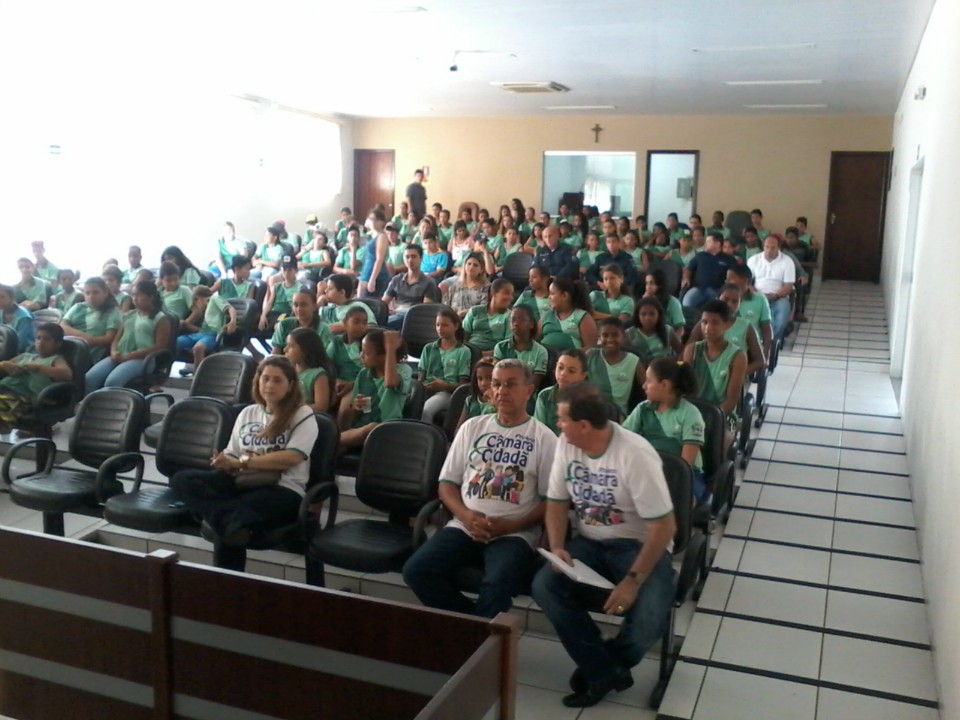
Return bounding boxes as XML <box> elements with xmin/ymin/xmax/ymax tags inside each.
<box><xmin>533</xmin><ymin>224</ymin><xmax>579</xmax><ymax>279</ymax></box>
<box><xmin>747</xmin><ymin>234</ymin><xmax>795</xmax><ymax>340</ymax></box>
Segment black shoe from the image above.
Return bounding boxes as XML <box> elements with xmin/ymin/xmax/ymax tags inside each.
<box><xmin>569</xmin><ymin>667</ymin><xmax>634</xmax><ymax>695</ymax></box>
<box><xmin>563</xmin><ymin>670</ymin><xmax>634</xmax><ymax>708</ymax></box>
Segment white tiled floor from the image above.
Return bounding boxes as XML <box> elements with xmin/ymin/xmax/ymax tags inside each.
<box><xmin>0</xmin><ymin>281</ymin><xmax>943</xmax><ymax>720</ymax></box>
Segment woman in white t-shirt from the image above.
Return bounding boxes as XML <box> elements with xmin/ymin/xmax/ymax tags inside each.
<box><xmin>171</xmin><ymin>356</ymin><xmax>318</xmax><ymax>571</ymax></box>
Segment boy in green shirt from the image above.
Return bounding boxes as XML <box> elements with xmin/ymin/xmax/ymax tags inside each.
<box><xmin>320</xmin><ymin>275</ymin><xmax>377</xmax><ymax>332</ymax></box>
<box><xmin>214</xmin><ymin>256</ymin><xmax>255</xmax><ymax>300</ymax></box>
<box><xmin>177</xmin><ymin>286</ymin><xmax>237</xmax><ymax>375</ymax></box>
<box><xmin>159</xmin><ymin>261</ymin><xmax>195</xmax><ymax>320</ymax></box>
<box><xmin>328</xmin><ymin>306</ymin><xmax>370</xmax><ymax>400</ymax></box>
<box><xmin>585</xmin><ymin>319</ymin><xmax>644</xmax><ymax>417</ymax></box>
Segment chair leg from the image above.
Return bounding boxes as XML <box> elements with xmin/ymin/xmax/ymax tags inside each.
<box><xmin>305</xmin><ymin>555</ymin><xmax>325</xmax><ymax>587</ymax></box>
<box><xmin>649</xmin><ymin>605</ymin><xmax>676</xmax><ymax>709</ymax></box>
<box><xmin>43</xmin><ymin>512</ymin><xmax>65</xmax><ymax>536</ymax></box>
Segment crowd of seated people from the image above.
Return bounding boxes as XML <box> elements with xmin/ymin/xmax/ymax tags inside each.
<box><xmin>0</xmin><ymin>187</ymin><xmax>819</xmax><ymax>709</ymax></box>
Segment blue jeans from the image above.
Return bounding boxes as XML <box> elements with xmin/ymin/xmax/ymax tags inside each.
<box><xmin>386</xmin><ymin>310</ymin><xmax>408</xmax><ymax>330</ymax></box>
<box><xmin>682</xmin><ymin>286</ymin><xmax>718</xmax><ymax>308</ymax></box>
<box><xmin>85</xmin><ymin>357</ymin><xmax>148</xmax><ymax>395</ymax></box>
<box><xmin>177</xmin><ymin>332</ymin><xmax>217</xmax><ymax>354</ymax></box>
<box><xmin>403</xmin><ymin>526</ymin><xmax>540</xmax><ymax>618</ymax></box>
<box><xmin>769</xmin><ymin>296</ymin><xmax>791</xmax><ymax>339</ymax></box>
<box><xmin>531</xmin><ymin>536</ymin><xmax>675</xmax><ymax>686</ymax></box>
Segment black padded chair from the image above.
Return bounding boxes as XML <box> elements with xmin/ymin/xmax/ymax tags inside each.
<box><xmin>217</xmin><ymin>299</ymin><xmax>259</xmax><ymax>352</ymax></box>
<box><xmin>31</xmin><ymin>308</ymin><xmax>63</xmax><ymax>333</ymax></box>
<box><xmin>142</xmin><ymin>352</ymin><xmax>255</xmax><ymax>448</ymax></box>
<box><xmin>650</xmin><ymin>260</ymin><xmax>682</xmax><ymax>299</ymax></box>
<box><xmin>0</xmin><ymin>325</ymin><xmax>17</xmax><ymax>360</ymax></box>
<box><xmin>15</xmin><ymin>337</ymin><xmax>91</xmax><ymax>457</ymax></box>
<box><xmin>405</xmin><ymin>379</ymin><xmax>426</xmax><ymax>420</ymax></box>
<box><xmin>687</xmin><ymin>396</ymin><xmax>736</xmax><ymax>598</ymax></box>
<box><xmin>197</xmin><ymin>269</ymin><xmax>217</xmax><ymax>287</ymax></box>
<box><xmin>102</xmin><ymin>397</ymin><xmax>236</xmax><ymax>533</ymax></box>
<box><xmin>401</xmin><ymin>303</ymin><xmax>451</xmax><ymax>358</ymax></box>
<box><xmin>356</xmin><ymin>297</ymin><xmax>389</xmax><ymax>327</ymax></box>
<box><xmin>3</xmin><ymin>388</ymin><xmax>146</xmax><ymax>535</ymax></box>
<box><xmin>124</xmin><ymin>312</ymin><xmax>179</xmax><ymax>393</ymax></box>
<box><xmin>442</xmin><ymin>384</ymin><xmax>472</xmax><ymax>442</ymax></box>
<box><xmin>501</xmin><ymin>252</ymin><xmax>534</xmax><ymax>291</ymax></box>
<box><xmin>303</xmin><ymin>420</ymin><xmax>447</xmax><ymax>587</ymax></box>
<box><xmin>725</xmin><ymin>210</ymin><xmax>752</xmax><ymax>240</ymax></box>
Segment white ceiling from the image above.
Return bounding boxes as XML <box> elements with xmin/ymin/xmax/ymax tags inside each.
<box><xmin>0</xmin><ymin>0</ymin><xmax>936</xmax><ymax>118</ymax></box>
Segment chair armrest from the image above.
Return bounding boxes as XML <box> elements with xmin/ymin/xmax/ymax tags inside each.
<box><xmin>412</xmin><ymin>498</ymin><xmax>442</xmax><ymax>550</ymax></box>
<box><xmin>33</xmin><ymin>381</ymin><xmax>76</xmax><ymax>409</ymax></box>
<box><xmin>143</xmin><ymin>349</ymin><xmax>173</xmax><ymax>378</ymax></box>
<box><xmin>96</xmin><ymin>452</ymin><xmax>145</xmax><ymax>499</ymax></box>
<box><xmin>144</xmin><ymin>393</ymin><xmax>175</xmax><ymax>415</ymax></box>
<box><xmin>297</xmin><ymin>481</ymin><xmax>339</xmax><ymax>538</ymax></box>
<box><xmin>0</xmin><ymin>438</ymin><xmax>58</xmax><ymax>484</ymax></box>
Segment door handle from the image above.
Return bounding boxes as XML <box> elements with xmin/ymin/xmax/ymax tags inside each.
<box><xmin>830</xmin><ymin>213</ymin><xmax>836</xmax><ymax>225</ymax></box>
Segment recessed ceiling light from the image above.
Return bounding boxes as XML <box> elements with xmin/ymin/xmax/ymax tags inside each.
<box><xmin>693</xmin><ymin>43</ymin><xmax>815</xmax><ymax>53</ymax></box>
<box><xmin>725</xmin><ymin>79</ymin><xmax>823</xmax><ymax>86</ymax></box>
<box><xmin>544</xmin><ymin>105</ymin><xmax>616</xmax><ymax>110</ymax></box>
<box><xmin>745</xmin><ymin>104</ymin><xmax>828</xmax><ymax>109</ymax></box>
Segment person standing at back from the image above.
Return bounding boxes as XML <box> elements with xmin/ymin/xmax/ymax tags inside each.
<box><xmin>405</xmin><ymin>169</ymin><xmax>428</xmax><ymax>218</ymax></box>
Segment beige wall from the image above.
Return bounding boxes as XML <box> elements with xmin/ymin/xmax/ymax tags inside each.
<box><xmin>354</xmin><ymin>114</ymin><xmax>892</xmax><ymax>238</ymax></box>
<box><xmin>882</xmin><ymin>0</ymin><xmax>960</xmax><ymax>716</ymax></box>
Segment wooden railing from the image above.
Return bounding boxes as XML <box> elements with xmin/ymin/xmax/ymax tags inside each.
<box><xmin>0</xmin><ymin>527</ymin><xmax>519</xmax><ymax>720</ymax></box>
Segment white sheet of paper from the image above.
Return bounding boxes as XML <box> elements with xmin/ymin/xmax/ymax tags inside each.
<box><xmin>538</xmin><ymin>548</ymin><xmax>616</xmax><ymax>589</ymax></box>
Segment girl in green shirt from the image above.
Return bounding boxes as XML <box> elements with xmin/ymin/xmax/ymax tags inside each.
<box><xmin>61</xmin><ymin>277</ymin><xmax>122</xmax><ymax>363</ymax></box>
<box><xmin>101</xmin><ymin>265</ymin><xmax>134</xmax><ymax>315</ymax></box>
<box><xmin>51</xmin><ymin>269</ymin><xmax>81</xmax><ymax>313</ymax></box>
<box><xmin>285</xmin><ymin>327</ymin><xmax>336</xmax><ymax>415</ymax></box>
<box><xmin>420</xmin><ymin>308</ymin><xmax>472</xmax><ymax>426</ymax></box>
<box><xmin>538</xmin><ymin>278</ymin><xmax>598</xmax><ymax>351</ymax></box>
<box><xmin>0</xmin><ymin>322</ymin><xmax>73</xmax><ymax>431</ymax></box>
<box><xmin>463</xmin><ymin>278</ymin><xmax>514</xmax><ymax>352</ymax></box>
<box><xmin>533</xmin><ymin>349</ymin><xmax>588</xmax><ymax>435</ymax></box>
<box><xmin>14</xmin><ymin>257</ymin><xmax>51</xmax><ymax>311</ymax></box>
<box><xmin>84</xmin><ymin>281</ymin><xmax>173</xmax><ymax>395</ymax></box>
<box><xmin>577</xmin><ymin>233</ymin><xmax>603</xmax><ymax>278</ymax></box>
<box><xmin>643</xmin><ymin>269</ymin><xmax>685</xmax><ymax>337</ymax></box>
<box><xmin>589</xmin><ymin>264</ymin><xmax>634</xmax><ymax>323</ymax></box>
<box><xmin>493</xmin><ymin>304</ymin><xmax>548</xmax><ymax>396</ymax></box>
<box><xmin>454</xmin><ymin>357</ymin><xmax>496</xmax><ymax>435</ymax></box>
<box><xmin>626</xmin><ymin>297</ymin><xmax>682</xmax><ymax>362</ymax></box>
<box><xmin>161</xmin><ymin>246</ymin><xmax>202</xmax><ymax>288</ymax></box>
<box><xmin>513</xmin><ymin>265</ymin><xmax>552</xmax><ymax>322</ymax></box>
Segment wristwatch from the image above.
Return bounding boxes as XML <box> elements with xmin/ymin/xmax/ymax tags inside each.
<box><xmin>626</xmin><ymin>571</ymin><xmax>646</xmax><ymax>585</ymax></box>
<box><xmin>239</xmin><ymin>454</ymin><xmax>251</xmax><ymax>470</ymax></box>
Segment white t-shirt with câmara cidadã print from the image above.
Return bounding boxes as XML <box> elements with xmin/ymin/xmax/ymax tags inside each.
<box><xmin>440</xmin><ymin>414</ymin><xmax>556</xmax><ymax>546</ymax></box>
<box><xmin>224</xmin><ymin>405</ymin><xmax>318</xmax><ymax>496</ymax></box>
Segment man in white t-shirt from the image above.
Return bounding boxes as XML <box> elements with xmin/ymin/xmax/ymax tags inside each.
<box><xmin>747</xmin><ymin>235</ymin><xmax>795</xmax><ymax>340</ymax></box>
<box><xmin>531</xmin><ymin>383</ymin><xmax>676</xmax><ymax>708</ymax></box>
<box><xmin>403</xmin><ymin>359</ymin><xmax>556</xmax><ymax>617</ymax></box>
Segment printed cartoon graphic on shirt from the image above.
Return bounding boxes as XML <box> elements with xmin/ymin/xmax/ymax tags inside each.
<box><xmin>465</xmin><ymin>432</ymin><xmax>534</xmax><ymax>504</ymax></box>
<box><xmin>565</xmin><ymin>460</ymin><xmax>625</xmax><ymax>526</ymax></box>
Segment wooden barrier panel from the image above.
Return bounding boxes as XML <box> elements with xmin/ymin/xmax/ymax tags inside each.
<box><xmin>0</xmin><ymin>527</ymin><xmax>518</xmax><ymax>720</ymax></box>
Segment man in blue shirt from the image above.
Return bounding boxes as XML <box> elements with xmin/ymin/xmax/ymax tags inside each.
<box><xmin>681</xmin><ymin>232</ymin><xmax>738</xmax><ymax>308</ymax></box>
<box><xmin>585</xmin><ymin>234</ymin><xmax>638</xmax><ymax>290</ymax></box>
<box><xmin>534</xmin><ymin>226</ymin><xmax>579</xmax><ymax>280</ymax></box>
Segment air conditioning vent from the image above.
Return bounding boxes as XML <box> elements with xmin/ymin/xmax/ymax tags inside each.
<box><xmin>491</xmin><ymin>81</ymin><xmax>570</xmax><ymax>94</ymax></box>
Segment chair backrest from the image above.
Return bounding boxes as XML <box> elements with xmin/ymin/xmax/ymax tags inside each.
<box><xmin>725</xmin><ymin>210</ymin><xmax>752</xmax><ymax>239</ymax></box>
<box><xmin>502</xmin><ymin>252</ymin><xmax>534</xmax><ymax>291</ymax></box>
<box><xmin>69</xmin><ymin>388</ymin><xmax>146</xmax><ymax>468</ymax></box>
<box><xmin>61</xmin><ymin>337</ymin><xmax>92</xmax><ymax>402</ymax></box>
<box><xmin>155</xmin><ymin>397</ymin><xmax>236</xmax><ymax>477</ymax></box>
<box><xmin>355</xmin><ymin>420</ymin><xmax>447</xmax><ymax>517</ymax></box>
<box><xmin>443</xmin><ymin>384</ymin><xmax>471</xmax><ymax>442</ymax></box>
<box><xmin>356</xmin><ymin>297</ymin><xmax>389</xmax><ymax>327</ymax></box>
<box><xmin>543</xmin><ymin>346</ymin><xmax>559</xmax><ymax>388</ymax></box>
<box><xmin>250</xmin><ymin>280</ymin><xmax>269</xmax><ymax>313</ymax></box>
<box><xmin>457</xmin><ymin>201</ymin><xmax>480</xmax><ymax>222</ymax></box>
<box><xmin>650</xmin><ymin>260</ymin><xmax>682</xmax><ymax>299</ymax></box>
<box><xmin>0</xmin><ymin>325</ymin><xmax>17</xmax><ymax>360</ymax></box>
<box><xmin>307</xmin><ymin>413</ymin><xmax>340</xmax><ymax>490</ymax></box>
<box><xmin>404</xmin><ymin>380</ymin><xmax>426</xmax><ymax>420</ymax></box>
<box><xmin>400</xmin><ymin>303</ymin><xmax>450</xmax><ymax>358</ymax></box>
<box><xmin>190</xmin><ymin>352</ymin><xmax>256</xmax><ymax>404</ymax></box>
<box><xmin>221</xmin><ymin>299</ymin><xmax>259</xmax><ymax>350</ymax></box>
<box><xmin>686</xmin><ymin>396</ymin><xmax>724</xmax><ymax>480</ymax></box>
<box><xmin>197</xmin><ymin>269</ymin><xmax>216</xmax><ymax>287</ymax></box>
<box><xmin>658</xmin><ymin>451</ymin><xmax>693</xmax><ymax>556</ymax></box>
<box><xmin>32</xmin><ymin>308</ymin><xmax>63</xmax><ymax>333</ymax></box>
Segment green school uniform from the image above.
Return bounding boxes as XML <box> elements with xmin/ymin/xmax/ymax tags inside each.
<box><xmin>578</xmin><ymin>249</ymin><xmax>603</xmax><ymax>269</ymax></box>
<box><xmin>590</xmin><ymin>291</ymin><xmax>634</xmax><ymax>320</ymax></box>
<box><xmin>540</xmin><ymin>308</ymin><xmax>587</xmax><ymax>349</ymax></box>
<box><xmin>180</xmin><ymin>268</ymin><xmax>202</xmax><ymax>287</ymax></box>
<box><xmin>437</xmin><ymin>225</ymin><xmax>454</xmax><ymax>247</ymax></box>
<box><xmin>161</xmin><ymin>286</ymin><xmax>195</xmax><ymax>319</ymax></box>
<box><xmin>270</xmin><ymin>317</ymin><xmax>332</xmax><ymax>352</ymax></box>
<box><xmin>15</xmin><ymin>278</ymin><xmax>50</xmax><ymax>306</ymax></box>
<box><xmin>63</xmin><ymin>303</ymin><xmax>122</xmax><ymax>339</ymax></box>
<box><xmin>351</xmin><ymin>363</ymin><xmax>412</xmax><ymax>425</ymax></box>
<box><xmin>200</xmin><ymin>295</ymin><xmax>232</xmax><ymax>335</ymax></box>
<box><xmin>122</xmin><ymin>265</ymin><xmax>144</xmax><ymax>284</ymax></box>
<box><xmin>463</xmin><ymin>306</ymin><xmax>511</xmax><ymax>351</ymax></box>
<box><xmin>464</xmin><ymin>395</ymin><xmax>495</xmax><ymax>420</ymax></box>
<box><xmin>586</xmin><ymin>349</ymin><xmax>640</xmax><ymax>416</ymax></box>
<box><xmin>419</xmin><ymin>341</ymin><xmax>472</xmax><ymax>384</ymax></box>
<box><xmin>298</xmin><ymin>366</ymin><xmax>328</xmax><ymax>405</ymax></box>
<box><xmin>328</xmin><ymin>335</ymin><xmax>363</xmax><ymax>382</ymax></box>
<box><xmin>387</xmin><ymin>243</ymin><xmax>407</xmax><ymax>268</ymax></box>
<box><xmin>625</xmin><ymin>328</ymin><xmax>673</xmax><ymax>361</ymax></box>
<box><xmin>561</xmin><ymin>234</ymin><xmax>583</xmax><ymax>250</ymax></box>
<box><xmin>756</xmin><ymin>229</ymin><xmax>771</xmax><ymax>240</ymax></box>
<box><xmin>799</xmin><ymin>233</ymin><xmax>814</xmax><ymax>246</ymax></box>
<box><xmin>117</xmin><ymin>312</ymin><xmax>164</xmax><ymax>354</ymax></box>
<box><xmin>745</xmin><ymin>246</ymin><xmax>761</xmax><ymax>260</ymax></box>
<box><xmin>497</xmin><ymin>242</ymin><xmax>523</xmax><ymax>267</ymax></box>
<box><xmin>256</xmin><ymin>244</ymin><xmax>286</xmax><ymax>265</ymax></box>
<box><xmin>492</xmin><ymin>338</ymin><xmax>548</xmax><ymax>375</ymax></box>
<box><xmin>0</xmin><ymin>353</ymin><xmax>61</xmax><ymax>401</ymax></box>
<box><xmin>738</xmin><ymin>292</ymin><xmax>772</xmax><ymax>334</ymax></box>
<box><xmin>623</xmin><ymin>399</ymin><xmax>704</xmax><ymax>471</ymax></box>
<box><xmin>691</xmin><ymin>340</ymin><xmax>743</xmax><ymax>416</ymax></box>
<box><xmin>336</xmin><ymin>246</ymin><xmax>366</xmax><ymax>271</ymax></box>
<box><xmin>667</xmin><ymin>249</ymin><xmax>697</xmax><ymax>268</ymax></box>
<box><xmin>660</xmin><ymin>295</ymin><xmax>685</xmax><ymax>329</ymax></box>
<box><xmin>513</xmin><ymin>290</ymin><xmax>551</xmax><ymax>323</ymax></box>
<box><xmin>626</xmin><ymin>247</ymin><xmax>646</xmax><ymax>267</ymax></box>
<box><xmin>34</xmin><ymin>262</ymin><xmax>60</xmax><ymax>285</ymax></box>
<box><xmin>270</xmin><ymin>281</ymin><xmax>299</xmax><ymax>316</ymax></box>
<box><xmin>724</xmin><ymin>317</ymin><xmax>752</xmax><ymax>353</ymax></box>
<box><xmin>219</xmin><ymin>278</ymin><xmax>252</xmax><ymax>300</ymax></box>
<box><xmin>319</xmin><ymin>301</ymin><xmax>376</xmax><ymax>326</ymax></box>
<box><xmin>54</xmin><ymin>289</ymin><xmax>81</xmax><ymax>312</ymax></box>
<box><xmin>533</xmin><ymin>386</ymin><xmax>561</xmax><ymax>435</ymax></box>
<box><xmin>707</xmin><ymin>226</ymin><xmax>731</xmax><ymax>239</ymax></box>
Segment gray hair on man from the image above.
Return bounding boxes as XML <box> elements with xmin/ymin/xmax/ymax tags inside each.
<box><xmin>494</xmin><ymin>358</ymin><xmax>534</xmax><ymax>384</ymax></box>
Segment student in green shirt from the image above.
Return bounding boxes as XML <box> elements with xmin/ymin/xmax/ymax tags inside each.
<box><xmin>577</xmin><ymin>233</ymin><xmax>604</xmax><ymax>279</ymax></box>
<box><xmin>539</xmin><ymin>277</ymin><xmax>598</xmax><ymax>351</ymax></box>
<box><xmin>176</xmin><ymin>285</ymin><xmax>237</xmax><ymax>374</ymax></box>
<box><xmin>122</xmin><ymin>245</ymin><xmax>145</xmax><ymax>287</ymax></box>
<box><xmin>14</xmin><ymin>258</ymin><xmax>51</xmax><ymax>311</ymax></box>
<box><xmin>533</xmin><ymin>348</ymin><xmax>588</xmax><ymax>435</ymax></box>
<box><xmin>642</xmin><ymin>269</ymin><xmax>686</xmax><ymax>337</ymax></box>
<box><xmin>586</xmin><ymin>318</ymin><xmax>644</xmax><ymax>417</ymax></box>
<box><xmin>495</xmin><ymin>228</ymin><xmax>524</xmax><ymax>268</ymax></box>
<box><xmin>319</xmin><ymin>275</ymin><xmax>377</xmax><ymax>332</ymax></box>
<box><xmin>0</xmin><ymin>322</ymin><xmax>73</xmax><ymax>432</ymax></box>
<box><xmin>30</xmin><ymin>241</ymin><xmax>60</xmax><ymax>287</ymax></box>
<box><xmin>726</xmin><ymin>265</ymin><xmax>773</xmax><ymax>361</ymax></box>
<box><xmin>558</xmin><ymin>222</ymin><xmax>582</xmax><ymax>250</ymax></box>
<box><xmin>750</xmin><ymin>209</ymin><xmax>770</xmax><ymax>240</ymax></box>
<box><xmin>159</xmin><ymin>261</ymin><xmax>195</xmax><ymax>320</ymax></box>
<box><xmin>623</xmin><ymin>357</ymin><xmax>708</xmax><ymax>501</ymax></box>
<box><xmin>269</xmin><ymin>288</ymin><xmax>332</xmax><ymax>357</ymax></box>
<box><xmin>284</xmin><ymin>327</ymin><xmax>335</xmax><ymax>414</ymax></box>
<box><xmin>626</xmin><ymin>297</ymin><xmax>682</xmax><ymax>361</ymax></box>
<box><xmin>589</xmin><ymin>264</ymin><xmax>634</xmax><ymax>324</ymax></box>
<box><xmin>453</xmin><ymin>357</ymin><xmax>496</xmax><ymax>435</ymax></box>
<box><xmin>339</xmin><ymin>329</ymin><xmax>410</xmax><ymax>450</ymax></box>
<box><xmin>437</xmin><ymin>209</ymin><xmax>455</xmax><ymax>248</ymax></box>
<box><xmin>420</xmin><ymin>308</ymin><xmax>472</xmax><ymax>425</ymax></box>
<box><xmin>61</xmin><ymin>277</ymin><xmax>122</xmax><ymax>363</ymax></box>
<box><xmin>260</xmin><ymin>259</ymin><xmax>301</xmax><ymax>330</ymax></box>
<box><xmin>622</xmin><ymin>230</ymin><xmax>647</xmax><ymax>273</ymax></box>
<box><xmin>667</xmin><ymin>233</ymin><xmax>698</xmax><ymax>268</ymax></box>
<box><xmin>297</xmin><ymin>232</ymin><xmax>335</xmax><ymax>282</ymax></box>
<box><xmin>795</xmin><ymin>216</ymin><xmax>819</xmax><ymax>249</ymax></box>
<box><xmin>161</xmin><ymin>246</ymin><xmax>203</xmax><ymax>288</ymax></box>
<box><xmin>463</xmin><ymin>278</ymin><xmax>513</xmax><ymax>352</ymax></box>
<box><xmin>334</xmin><ymin>226</ymin><xmax>366</xmax><ymax>278</ymax></box>
<box><xmin>213</xmin><ymin>256</ymin><xmax>256</xmax><ymax>300</ymax></box>
<box><xmin>84</xmin><ymin>281</ymin><xmax>173</xmax><ymax>395</ymax></box>
<box><xmin>707</xmin><ymin>211</ymin><xmax>731</xmax><ymax>240</ymax></box>
<box><xmin>493</xmin><ymin>304</ymin><xmax>549</xmax><ymax>405</ymax></box>
<box><xmin>328</xmin><ymin>305</ymin><xmax>369</xmax><ymax>402</ymax></box>
<box><xmin>50</xmin><ymin>269</ymin><xmax>81</xmax><ymax>312</ymax></box>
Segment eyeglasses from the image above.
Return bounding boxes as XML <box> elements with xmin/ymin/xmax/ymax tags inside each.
<box><xmin>490</xmin><ymin>380</ymin><xmax>526</xmax><ymax>391</ymax></box>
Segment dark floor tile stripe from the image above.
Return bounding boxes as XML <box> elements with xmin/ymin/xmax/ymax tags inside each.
<box><xmin>730</xmin><ymin>499</ymin><xmax>916</xmax><ymax>530</ymax></box>
<box><xmin>722</xmin><ymin>533</ymin><xmax>920</xmax><ymax>565</ymax></box>
<box><xmin>709</xmin><ymin>568</ymin><xmax>925</xmax><ymax>603</ymax></box>
<box><xmin>740</xmin><ymin>477</ymin><xmax>910</xmax><ymax>503</ymax></box>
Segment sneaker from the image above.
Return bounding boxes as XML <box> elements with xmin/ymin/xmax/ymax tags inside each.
<box><xmin>178</xmin><ymin>364</ymin><xmax>196</xmax><ymax>377</ymax></box>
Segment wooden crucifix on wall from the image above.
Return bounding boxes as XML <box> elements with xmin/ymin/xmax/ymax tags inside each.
<box><xmin>591</xmin><ymin>124</ymin><xmax>603</xmax><ymax>143</ymax></box>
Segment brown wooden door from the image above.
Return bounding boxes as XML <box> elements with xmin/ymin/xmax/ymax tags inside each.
<box><xmin>822</xmin><ymin>151</ymin><xmax>890</xmax><ymax>282</ymax></box>
<box><xmin>354</xmin><ymin>149</ymin><xmax>395</xmax><ymax>220</ymax></box>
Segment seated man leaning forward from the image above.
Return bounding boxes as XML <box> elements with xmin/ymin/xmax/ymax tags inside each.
<box><xmin>403</xmin><ymin>358</ymin><xmax>556</xmax><ymax>618</ymax></box>
<box><xmin>532</xmin><ymin>382</ymin><xmax>676</xmax><ymax>708</ymax></box>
